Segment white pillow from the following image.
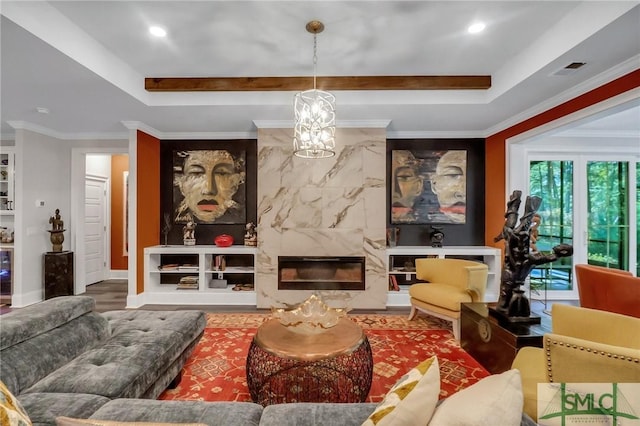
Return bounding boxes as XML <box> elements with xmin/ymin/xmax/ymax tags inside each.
<box><xmin>361</xmin><ymin>356</ymin><xmax>440</xmax><ymax>426</ymax></box>
<box><xmin>428</xmin><ymin>369</ymin><xmax>523</xmax><ymax>426</ymax></box>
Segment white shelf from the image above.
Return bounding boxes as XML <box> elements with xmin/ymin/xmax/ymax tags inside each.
<box><xmin>386</xmin><ymin>246</ymin><xmax>502</xmax><ymax>305</ymax></box>
<box><xmin>143</xmin><ymin>244</ymin><xmax>257</xmax><ymax>305</ymax></box>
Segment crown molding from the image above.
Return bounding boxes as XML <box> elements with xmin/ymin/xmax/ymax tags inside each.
<box><xmin>122</xmin><ymin>121</ymin><xmax>256</xmax><ymax>140</ymax></box>
<box><xmin>6</xmin><ymin>121</ymin><xmax>128</xmax><ymax>140</ymax></box>
<box><xmin>484</xmin><ymin>55</ymin><xmax>640</xmax><ymax>137</ymax></box>
<box><xmin>387</xmin><ymin>130</ymin><xmax>485</xmax><ymax>139</ymax></box>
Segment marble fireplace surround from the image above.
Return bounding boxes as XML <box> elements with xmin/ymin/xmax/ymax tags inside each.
<box><xmin>256</xmin><ymin>128</ymin><xmax>388</xmax><ymax>310</ymax></box>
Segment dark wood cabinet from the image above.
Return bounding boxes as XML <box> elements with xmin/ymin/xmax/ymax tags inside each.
<box><xmin>460</xmin><ymin>303</ymin><xmax>550</xmax><ymax>374</ymax></box>
<box><xmin>44</xmin><ymin>251</ymin><xmax>74</xmax><ymax>299</ymax></box>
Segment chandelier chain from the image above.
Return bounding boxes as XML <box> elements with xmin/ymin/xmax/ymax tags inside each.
<box><xmin>313</xmin><ymin>33</ymin><xmax>318</xmax><ymax>90</ymax></box>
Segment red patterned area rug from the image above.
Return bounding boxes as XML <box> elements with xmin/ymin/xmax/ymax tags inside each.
<box><xmin>159</xmin><ymin>313</ymin><xmax>489</xmax><ymax>403</ymax></box>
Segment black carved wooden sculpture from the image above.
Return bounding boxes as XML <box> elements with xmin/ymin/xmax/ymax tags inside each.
<box><xmin>494</xmin><ymin>190</ymin><xmax>573</xmax><ymax>319</ymax></box>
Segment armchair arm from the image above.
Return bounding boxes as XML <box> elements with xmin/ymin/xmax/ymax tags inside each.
<box><xmin>544</xmin><ymin>332</ymin><xmax>640</xmax><ymax>384</ymax></box>
<box><xmin>512</xmin><ymin>347</ymin><xmax>547</xmax><ymax>421</ymax></box>
<box><xmin>464</xmin><ymin>265</ymin><xmax>489</xmax><ymax>302</ymax></box>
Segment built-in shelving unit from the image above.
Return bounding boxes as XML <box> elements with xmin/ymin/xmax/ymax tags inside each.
<box><xmin>143</xmin><ymin>245</ymin><xmax>257</xmax><ymax>305</ymax></box>
<box><xmin>0</xmin><ymin>150</ymin><xmax>15</xmax><ymax>216</ymax></box>
<box><xmin>386</xmin><ymin>246</ymin><xmax>502</xmax><ymax>307</ymax></box>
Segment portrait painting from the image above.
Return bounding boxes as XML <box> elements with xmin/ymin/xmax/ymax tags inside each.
<box><xmin>391</xmin><ymin>149</ymin><xmax>467</xmax><ymax>224</ymax></box>
<box><xmin>173</xmin><ymin>149</ymin><xmax>246</xmax><ymax>224</ymax></box>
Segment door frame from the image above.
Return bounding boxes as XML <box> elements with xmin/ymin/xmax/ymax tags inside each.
<box><xmin>71</xmin><ymin>147</ymin><xmax>127</xmax><ymax>294</ymax></box>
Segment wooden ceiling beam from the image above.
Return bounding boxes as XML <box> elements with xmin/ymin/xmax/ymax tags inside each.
<box><xmin>144</xmin><ymin>75</ymin><xmax>491</xmax><ymax>92</ymax></box>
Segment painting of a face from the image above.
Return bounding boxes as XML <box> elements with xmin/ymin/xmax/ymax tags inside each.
<box><xmin>174</xmin><ymin>150</ymin><xmax>246</xmax><ymax>224</ymax></box>
<box><xmin>430</xmin><ymin>150</ymin><xmax>466</xmax><ymax>223</ymax></box>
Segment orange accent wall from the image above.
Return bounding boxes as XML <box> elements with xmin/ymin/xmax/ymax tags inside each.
<box><xmin>136</xmin><ymin>131</ymin><xmax>160</xmax><ymax>294</ymax></box>
<box><xmin>110</xmin><ymin>154</ymin><xmax>129</xmax><ymax>270</ymax></box>
<box><xmin>485</xmin><ymin>69</ymin><xmax>640</xmax><ymax>248</ymax></box>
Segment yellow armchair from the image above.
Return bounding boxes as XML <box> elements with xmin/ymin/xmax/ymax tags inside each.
<box><xmin>408</xmin><ymin>258</ymin><xmax>488</xmax><ymax>340</ymax></box>
<box><xmin>512</xmin><ymin>304</ymin><xmax>640</xmax><ymax>421</ymax></box>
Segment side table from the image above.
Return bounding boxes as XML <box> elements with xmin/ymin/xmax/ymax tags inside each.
<box><xmin>44</xmin><ymin>251</ymin><xmax>74</xmax><ymax>300</ymax></box>
<box><xmin>460</xmin><ymin>302</ymin><xmax>550</xmax><ymax>374</ymax></box>
<box><xmin>246</xmin><ymin>318</ymin><xmax>373</xmax><ymax>406</ymax></box>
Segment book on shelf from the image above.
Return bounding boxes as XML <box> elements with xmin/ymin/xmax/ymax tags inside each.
<box><xmin>389</xmin><ymin>275</ymin><xmax>399</xmax><ymax>291</ymax></box>
<box><xmin>212</xmin><ymin>255</ymin><xmax>226</xmax><ymax>271</ymax></box>
<box><xmin>178</xmin><ymin>264</ymin><xmax>199</xmax><ymax>271</ymax></box>
<box><xmin>158</xmin><ymin>264</ymin><xmax>179</xmax><ymax>271</ymax></box>
<box><xmin>177</xmin><ymin>275</ymin><xmax>198</xmax><ymax>290</ymax></box>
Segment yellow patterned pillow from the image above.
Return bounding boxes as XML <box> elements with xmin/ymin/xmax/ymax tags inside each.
<box><xmin>0</xmin><ymin>380</ymin><xmax>31</xmax><ymax>426</ymax></box>
<box><xmin>361</xmin><ymin>356</ymin><xmax>440</xmax><ymax>426</ymax></box>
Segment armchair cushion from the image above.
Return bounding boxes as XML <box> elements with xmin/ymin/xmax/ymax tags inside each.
<box><xmin>409</xmin><ymin>284</ymin><xmax>472</xmax><ymax>312</ymax></box>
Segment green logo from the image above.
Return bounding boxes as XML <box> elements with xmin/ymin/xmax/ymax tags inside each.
<box><xmin>539</xmin><ymin>383</ymin><xmax>639</xmax><ymax>425</ymax></box>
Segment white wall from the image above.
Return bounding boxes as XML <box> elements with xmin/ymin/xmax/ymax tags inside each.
<box><xmin>12</xmin><ymin>129</ymin><xmax>127</xmax><ymax>306</ymax></box>
<box><xmin>86</xmin><ymin>154</ymin><xmax>111</xmax><ymax>178</ymax></box>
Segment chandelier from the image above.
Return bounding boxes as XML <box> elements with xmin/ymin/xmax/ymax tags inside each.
<box><xmin>293</xmin><ymin>20</ymin><xmax>336</xmax><ymax>159</ymax></box>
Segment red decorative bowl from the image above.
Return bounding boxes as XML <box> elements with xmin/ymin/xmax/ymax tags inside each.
<box><xmin>214</xmin><ymin>234</ymin><xmax>234</xmax><ymax>247</ymax></box>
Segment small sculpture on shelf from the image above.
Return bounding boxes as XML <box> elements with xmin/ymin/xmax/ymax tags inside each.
<box><xmin>244</xmin><ymin>222</ymin><xmax>257</xmax><ymax>246</ymax></box>
<box><xmin>493</xmin><ymin>190</ymin><xmax>573</xmax><ymax>321</ymax></box>
<box><xmin>48</xmin><ymin>208</ymin><xmax>65</xmax><ymax>252</ymax></box>
<box><xmin>182</xmin><ymin>220</ymin><xmax>196</xmax><ymax>246</ymax></box>
<box><xmin>429</xmin><ymin>226</ymin><xmax>444</xmax><ymax>248</ymax></box>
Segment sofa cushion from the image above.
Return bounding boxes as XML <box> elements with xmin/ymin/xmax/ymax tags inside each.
<box><xmin>428</xmin><ymin>369</ymin><xmax>524</xmax><ymax>426</ymax></box>
<box><xmin>23</xmin><ymin>310</ymin><xmax>206</xmax><ymax>399</ymax></box>
<box><xmin>0</xmin><ymin>297</ymin><xmax>97</xmax><ymax>351</ymax></box>
<box><xmin>90</xmin><ymin>399</ymin><xmax>263</xmax><ymax>426</ymax></box>
<box><xmin>18</xmin><ymin>393</ymin><xmax>109</xmax><ymax>426</ymax></box>
<box><xmin>1</xmin><ymin>313</ymin><xmax>110</xmax><ymax>396</ymax></box>
<box><xmin>259</xmin><ymin>403</ymin><xmax>378</xmax><ymax>426</ymax></box>
<box><xmin>362</xmin><ymin>356</ymin><xmax>440</xmax><ymax>426</ymax></box>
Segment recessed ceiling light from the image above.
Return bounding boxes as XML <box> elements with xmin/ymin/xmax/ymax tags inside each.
<box><xmin>149</xmin><ymin>26</ymin><xmax>167</xmax><ymax>37</ymax></box>
<box><xmin>36</xmin><ymin>107</ymin><xmax>50</xmax><ymax>114</ymax></box>
<box><xmin>468</xmin><ymin>22</ymin><xmax>486</xmax><ymax>34</ymax></box>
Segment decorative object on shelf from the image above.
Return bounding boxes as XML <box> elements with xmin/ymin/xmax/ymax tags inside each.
<box><xmin>0</xmin><ymin>227</ymin><xmax>13</xmax><ymax>244</ymax></box>
<box><xmin>182</xmin><ymin>220</ymin><xmax>196</xmax><ymax>246</ymax></box>
<box><xmin>47</xmin><ymin>208</ymin><xmax>65</xmax><ymax>252</ymax></box>
<box><xmin>244</xmin><ymin>222</ymin><xmax>257</xmax><ymax>246</ymax></box>
<box><xmin>293</xmin><ymin>20</ymin><xmax>336</xmax><ymax>159</ymax></box>
<box><xmin>162</xmin><ymin>213</ymin><xmax>172</xmax><ymax>246</ymax></box>
<box><xmin>214</xmin><ymin>234</ymin><xmax>234</xmax><ymax>247</ymax></box>
<box><xmin>493</xmin><ymin>190</ymin><xmax>573</xmax><ymax>322</ymax></box>
<box><xmin>429</xmin><ymin>226</ymin><xmax>444</xmax><ymax>247</ymax></box>
<box><xmin>271</xmin><ymin>293</ymin><xmax>349</xmax><ymax>335</ymax></box>
<box><xmin>386</xmin><ymin>227</ymin><xmax>400</xmax><ymax>247</ymax></box>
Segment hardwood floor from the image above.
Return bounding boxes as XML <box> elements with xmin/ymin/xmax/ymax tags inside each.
<box><xmin>2</xmin><ymin>279</ymin><xmax>570</xmax><ymax>316</ymax></box>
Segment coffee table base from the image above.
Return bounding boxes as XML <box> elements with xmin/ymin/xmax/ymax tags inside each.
<box><xmin>246</xmin><ymin>336</ymin><xmax>373</xmax><ymax>406</ymax></box>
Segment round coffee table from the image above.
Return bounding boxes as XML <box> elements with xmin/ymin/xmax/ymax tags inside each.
<box><xmin>246</xmin><ymin>317</ymin><xmax>373</xmax><ymax>406</ymax></box>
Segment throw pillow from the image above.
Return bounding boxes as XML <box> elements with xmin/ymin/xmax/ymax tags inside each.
<box><xmin>0</xmin><ymin>380</ymin><xmax>32</xmax><ymax>426</ymax></box>
<box><xmin>428</xmin><ymin>369</ymin><xmax>523</xmax><ymax>426</ymax></box>
<box><xmin>361</xmin><ymin>356</ymin><xmax>440</xmax><ymax>426</ymax></box>
<box><xmin>55</xmin><ymin>418</ymin><xmax>207</xmax><ymax>426</ymax></box>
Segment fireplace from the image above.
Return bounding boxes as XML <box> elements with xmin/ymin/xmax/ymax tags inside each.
<box><xmin>278</xmin><ymin>256</ymin><xmax>365</xmax><ymax>290</ymax></box>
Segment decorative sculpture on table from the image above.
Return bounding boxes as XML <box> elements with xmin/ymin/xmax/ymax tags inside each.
<box><xmin>48</xmin><ymin>209</ymin><xmax>65</xmax><ymax>252</ymax></box>
<box><xmin>493</xmin><ymin>190</ymin><xmax>573</xmax><ymax>322</ymax></box>
<box><xmin>272</xmin><ymin>294</ymin><xmax>349</xmax><ymax>335</ymax></box>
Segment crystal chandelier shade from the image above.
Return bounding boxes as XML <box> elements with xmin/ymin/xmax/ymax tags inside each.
<box><xmin>293</xmin><ymin>20</ymin><xmax>336</xmax><ymax>159</ymax></box>
<box><xmin>293</xmin><ymin>89</ymin><xmax>336</xmax><ymax>159</ymax></box>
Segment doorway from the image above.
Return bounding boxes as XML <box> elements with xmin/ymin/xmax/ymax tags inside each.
<box><xmin>84</xmin><ymin>175</ymin><xmax>108</xmax><ymax>285</ymax></box>
<box><xmin>508</xmin><ymin>100</ymin><xmax>639</xmax><ymax>300</ymax></box>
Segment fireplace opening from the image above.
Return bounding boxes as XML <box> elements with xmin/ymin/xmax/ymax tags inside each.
<box><xmin>278</xmin><ymin>256</ymin><xmax>365</xmax><ymax>290</ymax></box>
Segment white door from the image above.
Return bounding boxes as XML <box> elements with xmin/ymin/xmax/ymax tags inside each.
<box><xmin>85</xmin><ymin>177</ymin><xmax>108</xmax><ymax>285</ymax></box>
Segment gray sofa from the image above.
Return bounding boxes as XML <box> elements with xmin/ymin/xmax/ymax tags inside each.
<box><xmin>1</xmin><ymin>296</ymin><xmax>537</xmax><ymax>426</ymax></box>
<box><xmin>0</xmin><ymin>296</ymin><xmax>206</xmax><ymax>425</ymax></box>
